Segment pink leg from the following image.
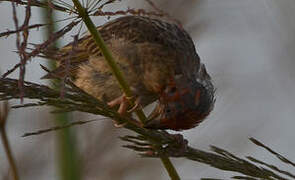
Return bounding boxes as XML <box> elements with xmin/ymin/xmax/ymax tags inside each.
<box><xmin>107</xmin><ymin>94</ymin><xmax>142</xmax><ymax>114</ymax></box>
<box><xmin>107</xmin><ymin>94</ymin><xmax>130</xmax><ymax>115</ymax></box>
<box><xmin>107</xmin><ymin>94</ymin><xmax>142</xmax><ymax>128</ymax></box>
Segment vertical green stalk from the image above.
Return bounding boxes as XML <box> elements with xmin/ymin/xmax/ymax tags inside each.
<box><xmin>159</xmin><ymin>155</ymin><xmax>180</xmax><ymax>180</ymax></box>
<box><xmin>71</xmin><ymin>2</ymin><xmax>148</xmax><ymax>123</ymax></box>
<box><xmin>54</xmin><ymin>113</ymin><xmax>80</xmax><ymax>180</ymax></box>
<box><xmin>40</xmin><ymin>3</ymin><xmax>80</xmax><ymax>180</ymax></box>
<box><xmin>70</xmin><ymin>1</ymin><xmax>180</xmax><ymax>179</ymax></box>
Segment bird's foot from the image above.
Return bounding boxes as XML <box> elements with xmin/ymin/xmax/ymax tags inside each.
<box><xmin>112</xmin><ymin>120</ymin><xmax>127</xmax><ymax>128</ymax></box>
<box><xmin>107</xmin><ymin>94</ymin><xmax>144</xmax><ymax>128</ymax></box>
<box><xmin>127</xmin><ymin>97</ymin><xmax>142</xmax><ymax>113</ymax></box>
<box><xmin>107</xmin><ymin>93</ymin><xmax>131</xmax><ymax>115</ymax></box>
<box><xmin>107</xmin><ymin>94</ymin><xmax>142</xmax><ymax>115</ymax></box>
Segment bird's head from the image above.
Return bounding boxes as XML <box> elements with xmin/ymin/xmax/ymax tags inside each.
<box><xmin>146</xmin><ymin>73</ymin><xmax>215</xmax><ymax>131</ymax></box>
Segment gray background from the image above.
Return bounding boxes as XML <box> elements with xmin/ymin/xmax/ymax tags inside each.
<box><xmin>0</xmin><ymin>0</ymin><xmax>295</xmax><ymax>179</ymax></box>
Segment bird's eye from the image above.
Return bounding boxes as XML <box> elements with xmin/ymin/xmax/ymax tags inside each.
<box><xmin>170</xmin><ymin>87</ymin><xmax>177</xmax><ymax>93</ymax></box>
<box><xmin>164</xmin><ymin>107</ymin><xmax>173</xmax><ymax>118</ymax></box>
<box><xmin>165</xmin><ymin>108</ymin><xmax>171</xmax><ymax>113</ymax></box>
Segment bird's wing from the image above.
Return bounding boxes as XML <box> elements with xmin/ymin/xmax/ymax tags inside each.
<box><xmin>42</xmin><ymin>16</ymin><xmax>194</xmax><ymax>80</ymax></box>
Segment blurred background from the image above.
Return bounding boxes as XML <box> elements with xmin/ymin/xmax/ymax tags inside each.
<box><xmin>1</xmin><ymin>0</ymin><xmax>295</xmax><ymax>179</ymax></box>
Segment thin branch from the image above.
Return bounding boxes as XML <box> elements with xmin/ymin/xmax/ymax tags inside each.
<box><xmin>249</xmin><ymin>138</ymin><xmax>295</xmax><ymax>168</ymax></box>
<box><xmin>1</xmin><ymin>78</ymin><xmax>295</xmax><ymax>179</ymax></box>
<box><xmin>91</xmin><ymin>8</ymin><xmax>165</xmax><ymax>17</ymax></box>
<box><xmin>247</xmin><ymin>156</ymin><xmax>295</xmax><ymax>179</ymax></box>
<box><xmin>123</xmin><ymin>135</ymin><xmax>295</xmax><ymax>180</ymax></box>
<box><xmin>0</xmin><ymin>15</ymin><xmax>79</xmax><ymax>38</ymax></box>
<box><xmin>0</xmin><ymin>77</ymin><xmax>131</xmax><ymax>124</ymax></box>
<box><xmin>25</xmin><ymin>20</ymin><xmax>80</xmax><ymax>59</ymax></box>
<box><xmin>17</xmin><ymin>0</ymin><xmax>32</xmax><ymax>101</ymax></box>
<box><xmin>1</xmin><ymin>0</ymin><xmax>70</xmax><ymax>12</ymax></box>
<box><xmin>88</xmin><ymin>0</ymin><xmax>114</xmax><ymax>12</ymax></box>
<box><xmin>22</xmin><ymin>119</ymin><xmax>98</xmax><ymax>137</ymax></box>
<box><xmin>231</xmin><ymin>176</ymin><xmax>257</xmax><ymax>180</ymax></box>
<box><xmin>51</xmin><ymin>0</ymin><xmax>74</xmax><ymax>11</ymax></box>
<box><xmin>144</xmin><ymin>0</ymin><xmax>181</xmax><ymax>27</ymax></box>
<box><xmin>2</xmin><ymin>20</ymin><xmax>80</xmax><ymax>78</ymax></box>
<box><xmin>0</xmin><ymin>23</ymin><xmax>45</xmax><ymax>38</ymax></box>
<box><xmin>144</xmin><ymin>0</ymin><xmax>167</xmax><ymax>16</ymax></box>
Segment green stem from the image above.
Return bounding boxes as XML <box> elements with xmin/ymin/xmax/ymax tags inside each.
<box><xmin>40</xmin><ymin>4</ymin><xmax>80</xmax><ymax>180</ymax></box>
<box><xmin>160</xmin><ymin>155</ymin><xmax>181</xmax><ymax>180</ymax></box>
<box><xmin>71</xmin><ymin>1</ymin><xmax>147</xmax><ymax>123</ymax></box>
<box><xmin>71</xmin><ymin>1</ymin><xmax>180</xmax><ymax>179</ymax></box>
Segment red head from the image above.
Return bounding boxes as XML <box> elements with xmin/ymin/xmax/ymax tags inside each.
<box><xmin>146</xmin><ymin>74</ymin><xmax>215</xmax><ymax>131</ymax></box>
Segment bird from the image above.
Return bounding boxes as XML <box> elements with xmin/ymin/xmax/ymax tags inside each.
<box><xmin>42</xmin><ymin>15</ymin><xmax>215</xmax><ymax>131</ymax></box>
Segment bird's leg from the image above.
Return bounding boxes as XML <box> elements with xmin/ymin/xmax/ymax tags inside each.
<box><xmin>127</xmin><ymin>96</ymin><xmax>142</xmax><ymax>113</ymax></box>
<box><xmin>108</xmin><ymin>84</ymin><xmax>144</xmax><ymax>113</ymax></box>
<box><xmin>107</xmin><ymin>93</ymin><xmax>143</xmax><ymax>128</ymax></box>
<box><xmin>107</xmin><ymin>94</ymin><xmax>129</xmax><ymax>128</ymax></box>
<box><xmin>107</xmin><ymin>93</ymin><xmax>137</xmax><ymax>114</ymax></box>
<box><xmin>126</xmin><ymin>86</ymin><xmax>145</xmax><ymax>113</ymax></box>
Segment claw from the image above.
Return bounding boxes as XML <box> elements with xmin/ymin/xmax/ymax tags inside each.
<box><xmin>127</xmin><ymin>97</ymin><xmax>142</xmax><ymax>113</ymax></box>
<box><xmin>107</xmin><ymin>93</ymin><xmax>143</xmax><ymax>114</ymax></box>
<box><xmin>107</xmin><ymin>93</ymin><xmax>144</xmax><ymax>128</ymax></box>
<box><xmin>112</xmin><ymin>120</ymin><xmax>127</xmax><ymax>128</ymax></box>
<box><xmin>107</xmin><ymin>94</ymin><xmax>131</xmax><ymax>115</ymax></box>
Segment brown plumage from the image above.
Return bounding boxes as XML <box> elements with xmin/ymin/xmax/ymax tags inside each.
<box><xmin>43</xmin><ymin>15</ymin><xmax>215</xmax><ymax>130</ymax></box>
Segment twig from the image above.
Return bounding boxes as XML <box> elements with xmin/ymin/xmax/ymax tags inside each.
<box><xmin>22</xmin><ymin>119</ymin><xmax>98</xmax><ymax>137</ymax></box>
<box><xmin>249</xmin><ymin>138</ymin><xmax>295</xmax><ymax>168</ymax></box>
<box><xmin>144</xmin><ymin>0</ymin><xmax>167</xmax><ymax>16</ymax></box>
<box><xmin>1</xmin><ymin>78</ymin><xmax>295</xmax><ymax>179</ymax></box>
<box><xmin>18</xmin><ymin>0</ymin><xmax>32</xmax><ymax>101</ymax></box>
<box><xmin>121</xmin><ymin>134</ymin><xmax>295</xmax><ymax>179</ymax></box>
<box><xmin>247</xmin><ymin>156</ymin><xmax>295</xmax><ymax>179</ymax></box>
<box><xmin>1</xmin><ymin>0</ymin><xmax>69</xmax><ymax>12</ymax></box>
<box><xmin>0</xmin><ymin>23</ymin><xmax>45</xmax><ymax>38</ymax></box>
<box><xmin>92</xmin><ymin>8</ymin><xmax>165</xmax><ymax>17</ymax></box>
<box><xmin>2</xmin><ymin>20</ymin><xmax>80</xmax><ymax>78</ymax></box>
<box><xmin>144</xmin><ymin>0</ymin><xmax>181</xmax><ymax>27</ymax></box>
